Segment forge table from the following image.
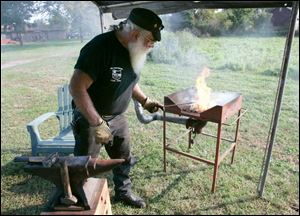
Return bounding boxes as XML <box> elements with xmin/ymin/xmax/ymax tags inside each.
<box><xmin>163</xmin><ymin>87</ymin><xmax>246</xmax><ymax>192</ymax></box>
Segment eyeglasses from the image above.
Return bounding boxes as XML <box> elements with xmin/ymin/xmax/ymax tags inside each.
<box><xmin>158</xmin><ymin>25</ymin><xmax>164</xmax><ymax>31</ymax></box>
<box><xmin>140</xmin><ymin>32</ymin><xmax>156</xmax><ymax>45</ymax></box>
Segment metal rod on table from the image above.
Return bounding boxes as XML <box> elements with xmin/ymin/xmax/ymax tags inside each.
<box><xmin>172</xmin><ymin>128</ymin><xmax>193</xmax><ymax>146</ymax></box>
<box><xmin>163</xmin><ymin>101</ymin><xmax>196</xmax><ymax>108</ymax></box>
<box><xmin>231</xmin><ymin>109</ymin><xmax>241</xmax><ymax>164</ymax></box>
<box><xmin>222</xmin><ymin>108</ymin><xmax>247</xmax><ymax>126</ymax></box>
<box><xmin>200</xmin><ymin>131</ymin><xmax>235</xmax><ymax>143</ymax></box>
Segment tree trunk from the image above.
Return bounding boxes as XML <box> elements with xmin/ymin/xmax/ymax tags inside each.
<box><xmin>80</xmin><ymin>25</ymin><xmax>83</xmax><ymax>43</ymax></box>
<box><xmin>17</xmin><ymin>32</ymin><xmax>23</xmax><ymax>46</ymax></box>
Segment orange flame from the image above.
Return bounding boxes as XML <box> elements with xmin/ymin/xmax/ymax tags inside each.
<box><xmin>191</xmin><ymin>67</ymin><xmax>213</xmax><ymax>113</ymax></box>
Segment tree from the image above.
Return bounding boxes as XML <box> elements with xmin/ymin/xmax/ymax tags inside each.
<box><xmin>39</xmin><ymin>1</ymin><xmax>69</xmax><ymax>29</ymax></box>
<box><xmin>225</xmin><ymin>9</ymin><xmax>255</xmax><ymax>34</ymax></box>
<box><xmin>63</xmin><ymin>1</ymin><xmax>100</xmax><ymax>43</ymax></box>
<box><xmin>166</xmin><ymin>8</ymin><xmax>272</xmax><ymax>36</ymax></box>
<box><xmin>176</xmin><ymin>9</ymin><xmax>232</xmax><ymax>36</ymax></box>
<box><xmin>39</xmin><ymin>1</ymin><xmax>100</xmax><ymax>42</ymax></box>
<box><xmin>1</xmin><ymin>1</ymin><xmax>38</xmax><ymax>45</ymax></box>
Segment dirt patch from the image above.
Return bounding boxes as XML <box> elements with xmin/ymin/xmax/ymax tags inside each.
<box><xmin>1</xmin><ymin>39</ymin><xmax>18</xmax><ymax>45</ymax></box>
<box><xmin>1</xmin><ymin>51</ymin><xmax>77</xmax><ymax>69</ymax></box>
<box><xmin>1</xmin><ymin>59</ymin><xmax>38</xmax><ymax>69</ymax></box>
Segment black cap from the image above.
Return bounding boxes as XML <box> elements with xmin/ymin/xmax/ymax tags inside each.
<box><xmin>128</xmin><ymin>8</ymin><xmax>164</xmax><ymax>41</ymax></box>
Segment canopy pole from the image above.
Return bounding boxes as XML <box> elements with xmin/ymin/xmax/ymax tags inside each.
<box><xmin>257</xmin><ymin>1</ymin><xmax>299</xmax><ymax>197</ymax></box>
<box><xmin>98</xmin><ymin>7</ymin><xmax>104</xmax><ymax>33</ymax></box>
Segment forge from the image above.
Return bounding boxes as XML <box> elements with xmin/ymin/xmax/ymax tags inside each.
<box><xmin>163</xmin><ymin>87</ymin><xmax>247</xmax><ymax>192</ymax></box>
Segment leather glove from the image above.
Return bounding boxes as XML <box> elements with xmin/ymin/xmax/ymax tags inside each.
<box><xmin>89</xmin><ymin>121</ymin><xmax>113</xmax><ymax>145</ymax></box>
<box><xmin>142</xmin><ymin>97</ymin><xmax>164</xmax><ymax>113</ymax></box>
<box><xmin>185</xmin><ymin>118</ymin><xmax>207</xmax><ymax>134</ymax></box>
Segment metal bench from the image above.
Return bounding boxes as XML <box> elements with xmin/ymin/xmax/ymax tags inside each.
<box><xmin>27</xmin><ymin>84</ymin><xmax>74</xmax><ymax>156</ymax></box>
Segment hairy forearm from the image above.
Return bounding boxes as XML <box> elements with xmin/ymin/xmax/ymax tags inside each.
<box><xmin>69</xmin><ymin>70</ymin><xmax>102</xmax><ymax>126</ymax></box>
<box><xmin>132</xmin><ymin>84</ymin><xmax>147</xmax><ymax>105</ymax></box>
<box><xmin>72</xmin><ymin>90</ymin><xmax>101</xmax><ymax>126</ymax></box>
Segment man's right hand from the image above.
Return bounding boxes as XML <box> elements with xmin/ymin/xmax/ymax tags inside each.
<box><xmin>142</xmin><ymin>97</ymin><xmax>163</xmax><ymax>113</ymax></box>
<box><xmin>89</xmin><ymin>121</ymin><xmax>113</xmax><ymax>145</ymax></box>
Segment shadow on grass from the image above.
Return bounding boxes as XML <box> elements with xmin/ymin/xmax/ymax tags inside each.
<box><xmin>147</xmin><ymin>170</ymin><xmax>190</xmax><ymax>204</ymax></box>
<box><xmin>2</xmin><ymin>159</ymin><xmax>53</xmax><ymax>193</ymax></box>
<box><xmin>193</xmin><ymin>196</ymin><xmax>285</xmax><ymax>214</ymax></box>
<box><xmin>262</xmin><ymin>68</ymin><xmax>299</xmax><ymax>80</ymax></box>
<box><xmin>198</xmin><ymin>196</ymin><xmax>259</xmax><ymax>212</ymax></box>
<box><xmin>1</xmin><ymin>160</ymin><xmax>52</xmax><ymax>215</ymax></box>
<box><xmin>1</xmin><ymin>157</ymin><xmax>28</xmax><ymax>177</ymax></box>
<box><xmin>1</xmin><ymin>204</ymin><xmax>45</xmax><ymax>215</ymax></box>
<box><xmin>134</xmin><ymin>162</ymin><xmax>209</xmax><ymax>204</ymax></box>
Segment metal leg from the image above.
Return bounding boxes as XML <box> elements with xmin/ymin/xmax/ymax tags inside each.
<box><xmin>163</xmin><ymin>110</ymin><xmax>166</xmax><ymax>172</ymax></box>
<box><xmin>212</xmin><ymin>123</ymin><xmax>222</xmax><ymax>193</ymax></box>
<box><xmin>231</xmin><ymin>109</ymin><xmax>241</xmax><ymax>164</ymax></box>
<box><xmin>188</xmin><ymin>130</ymin><xmax>192</xmax><ymax>150</ymax></box>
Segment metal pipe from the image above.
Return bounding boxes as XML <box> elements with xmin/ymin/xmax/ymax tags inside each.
<box><xmin>133</xmin><ymin>99</ymin><xmax>189</xmax><ymax>125</ymax></box>
<box><xmin>257</xmin><ymin>1</ymin><xmax>299</xmax><ymax>198</ymax></box>
<box><xmin>101</xmin><ymin>1</ymin><xmax>155</xmax><ymax>9</ymax></box>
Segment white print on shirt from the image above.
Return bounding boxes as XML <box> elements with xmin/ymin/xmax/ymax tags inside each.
<box><xmin>110</xmin><ymin>67</ymin><xmax>123</xmax><ymax>82</ymax></box>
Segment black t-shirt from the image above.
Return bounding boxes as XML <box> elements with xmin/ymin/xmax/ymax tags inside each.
<box><xmin>74</xmin><ymin>31</ymin><xmax>139</xmax><ymax>115</ymax></box>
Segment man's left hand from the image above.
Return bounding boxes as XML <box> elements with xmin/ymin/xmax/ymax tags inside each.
<box><xmin>142</xmin><ymin>97</ymin><xmax>163</xmax><ymax>113</ymax></box>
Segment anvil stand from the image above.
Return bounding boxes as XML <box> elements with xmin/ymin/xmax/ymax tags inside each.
<box><xmin>41</xmin><ymin>178</ymin><xmax>112</xmax><ymax>215</ymax></box>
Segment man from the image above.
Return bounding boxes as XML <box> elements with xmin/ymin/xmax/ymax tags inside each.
<box><xmin>69</xmin><ymin>8</ymin><xmax>164</xmax><ymax>208</ymax></box>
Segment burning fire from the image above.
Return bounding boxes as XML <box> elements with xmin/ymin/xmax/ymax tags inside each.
<box><xmin>191</xmin><ymin>67</ymin><xmax>215</xmax><ymax>113</ymax></box>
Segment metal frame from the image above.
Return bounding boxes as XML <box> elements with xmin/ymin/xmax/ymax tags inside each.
<box><xmin>92</xmin><ymin>1</ymin><xmax>294</xmax><ymax>19</ymax></box>
<box><xmin>163</xmin><ymin>109</ymin><xmax>243</xmax><ymax>193</ymax></box>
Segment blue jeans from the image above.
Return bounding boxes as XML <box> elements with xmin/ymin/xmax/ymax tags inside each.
<box><xmin>71</xmin><ymin>110</ymin><xmax>136</xmax><ymax>196</ymax></box>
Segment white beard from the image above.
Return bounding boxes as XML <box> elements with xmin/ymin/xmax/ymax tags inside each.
<box><xmin>128</xmin><ymin>36</ymin><xmax>152</xmax><ymax>74</ymax></box>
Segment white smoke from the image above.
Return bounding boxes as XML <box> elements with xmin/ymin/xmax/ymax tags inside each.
<box><xmin>150</xmin><ymin>30</ymin><xmax>209</xmax><ymax>69</ymax></box>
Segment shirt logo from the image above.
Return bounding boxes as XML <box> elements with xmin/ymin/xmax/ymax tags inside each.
<box><xmin>110</xmin><ymin>67</ymin><xmax>123</xmax><ymax>82</ymax></box>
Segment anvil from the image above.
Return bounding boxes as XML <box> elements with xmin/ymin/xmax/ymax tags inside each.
<box><xmin>14</xmin><ymin>153</ymin><xmax>125</xmax><ymax>211</ymax></box>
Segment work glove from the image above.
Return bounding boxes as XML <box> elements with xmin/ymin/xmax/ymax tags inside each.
<box><xmin>142</xmin><ymin>97</ymin><xmax>164</xmax><ymax>113</ymax></box>
<box><xmin>89</xmin><ymin>121</ymin><xmax>113</xmax><ymax>145</ymax></box>
<box><xmin>185</xmin><ymin>118</ymin><xmax>207</xmax><ymax>134</ymax></box>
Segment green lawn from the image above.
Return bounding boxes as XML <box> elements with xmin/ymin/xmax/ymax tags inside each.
<box><xmin>1</xmin><ymin>35</ymin><xmax>299</xmax><ymax>215</ymax></box>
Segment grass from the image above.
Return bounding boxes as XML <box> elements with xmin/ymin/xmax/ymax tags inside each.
<box><xmin>1</xmin><ymin>35</ymin><xmax>299</xmax><ymax>215</ymax></box>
